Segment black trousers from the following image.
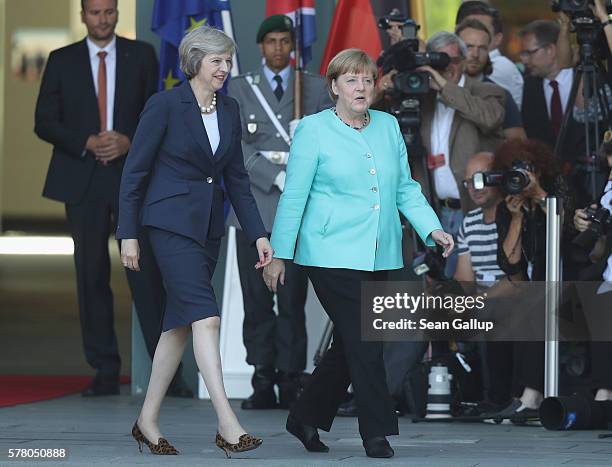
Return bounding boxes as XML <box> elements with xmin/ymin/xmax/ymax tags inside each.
<box><xmin>65</xmin><ymin>164</ymin><xmax>167</xmax><ymax>379</ymax></box>
<box><xmin>290</xmin><ymin>266</ymin><xmax>398</xmax><ymax>440</ymax></box>
<box><xmin>236</xmin><ymin>229</ymin><xmax>308</xmax><ymax>372</ymax></box>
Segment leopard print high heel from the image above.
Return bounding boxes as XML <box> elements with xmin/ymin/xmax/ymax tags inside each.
<box><xmin>131</xmin><ymin>422</ymin><xmax>179</xmax><ymax>455</ymax></box>
<box><xmin>215</xmin><ymin>432</ymin><xmax>263</xmax><ymax>458</ymax></box>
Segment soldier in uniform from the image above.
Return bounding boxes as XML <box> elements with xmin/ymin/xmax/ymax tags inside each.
<box><xmin>227</xmin><ymin>14</ymin><xmax>332</xmax><ymax>410</ymax></box>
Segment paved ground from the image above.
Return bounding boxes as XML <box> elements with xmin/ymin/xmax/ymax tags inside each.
<box><xmin>1</xmin><ymin>390</ymin><xmax>612</xmax><ymax>467</ymax></box>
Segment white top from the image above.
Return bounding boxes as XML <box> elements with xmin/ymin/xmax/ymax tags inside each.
<box><xmin>86</xmin><ymin>35</ymin><xmax>116</xmax><ymax>131</ymax></box>
<box><xmin>489</xmin><ymin>49</ymin><xmax>524</xmax><ymax>110</ymax></box>
<box><xmin>430</xmin><ymin>75</ymin><xmax>465</xmax><ymax>200</ymax></box>
<box><xmin>201</xmin><ymin>111</ymin><xmax>220</xmax><ymax>155</ymax></box>
<box><xmin>543</xmin><ymin>68</ymin><xmax>573</xmax><ymax>119</ymax></box>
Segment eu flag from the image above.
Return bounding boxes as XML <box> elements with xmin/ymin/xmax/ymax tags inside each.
<box><xmin>152</xmin><ymin>0</ymin><xmax>233</xmax><ymax>91</ymax></box>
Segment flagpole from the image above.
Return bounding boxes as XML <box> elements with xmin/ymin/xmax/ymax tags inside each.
<box><xmin>293</xmin><ymin>8</ymin><xmax>303</xmax><ymax>120</ymax></box>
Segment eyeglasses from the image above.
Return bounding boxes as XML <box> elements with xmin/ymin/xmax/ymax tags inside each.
<box><xmin>519</xmin><ymin>45</ymin><xmax>546</xmax><ymax>59</ymax></box>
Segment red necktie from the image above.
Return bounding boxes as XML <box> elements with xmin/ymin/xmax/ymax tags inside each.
<box><xmin>97</xmin><ymin>51</ymin><xmax>108</xmax><ymax>131</ymax></box>
<box><xmin>549</xmin><ymin>80</ymin><xmax>562</xmax><ymax>136</ymax></box>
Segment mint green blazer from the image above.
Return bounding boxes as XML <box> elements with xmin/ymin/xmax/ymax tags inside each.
<box><xmin>270</xmin><ymin>109</ymin><xmax>442</xmax><ymax>271</ymax></box>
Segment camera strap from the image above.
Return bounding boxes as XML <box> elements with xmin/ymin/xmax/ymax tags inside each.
<box><xmin>245</xmin><ymin>75</ymin><xmax>291</xmax><ymax>148</ymax></box>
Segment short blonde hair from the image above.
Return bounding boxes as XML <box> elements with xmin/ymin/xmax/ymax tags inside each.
<box><xmin>179</xmin><ymin>26</ymin><xmax>236</xmax><ymax>80</ymax></box>
<box><xmin>325</xmin><ymin>49</ymin><xmax>378</xmax><ymax>102</ymax></box>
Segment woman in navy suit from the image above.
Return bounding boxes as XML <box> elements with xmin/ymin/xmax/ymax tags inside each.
<box><xmin>117</xmin><ymin>26</ymin><xmax>272</xmax><ymax>457</ymax></box>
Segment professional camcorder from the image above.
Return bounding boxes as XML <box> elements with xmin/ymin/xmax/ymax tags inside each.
<box><xmin>472</xmin><ymin>161</ymin><xmax>535</xmax><ymax>195</ymax></box>
<box><xmin>412</xmin><ymin>248</ymin><xmax>447</xmax><ymax>281</ymax></box>
<box><xmin>377</xmin><ymin>40</ymin><xmax>450</xmax><ymax>95</ymax></box>
<box><xmin>552</xmin><ymin>0</ymin><xmax>612</xmax><ymax>17</ymax></box>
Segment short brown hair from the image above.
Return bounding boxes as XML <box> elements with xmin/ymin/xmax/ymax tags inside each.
<box><xmin>455</xmin><ymin>18</ymin><xmax>491</xmax><ymax>43</ymax></box>
<box><xmin>325</xmin><ymin>49</ymin><xmax>377</xmax><ymax>102</ymax></box>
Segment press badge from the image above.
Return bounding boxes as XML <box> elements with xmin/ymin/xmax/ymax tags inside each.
<box><xmin>427</xmin><ymin>153</ymin><xmax>446</xmax><ymax>170</ymax></box>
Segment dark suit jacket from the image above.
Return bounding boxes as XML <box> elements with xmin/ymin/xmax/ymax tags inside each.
<box><xmin>34</xmin><ymin>36</ymin><xmax>158</xmax><ymax>204</ymax></box>
<box><xmin>416</xmin><ymin>76</ymin><xmax>505</xmax><ymax>212</ymax></box>
<box><xmin>116</xmin><ymin>81</ymin><xmax>267</xmax><ymax>248</ymax></box>
<box><xmin>522</xmin><ymin>74</ymin><xmax>586</xmax><ymax>163</ymax></box>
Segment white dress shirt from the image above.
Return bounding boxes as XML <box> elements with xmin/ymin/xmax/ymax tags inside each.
<box><xmin>430</xmin><ymin>75</ymin><xmax>464</xmax><ymax>200</ymax></box>
<box><xmin>86</xmin><ymin>35</ymin><xmax>116</xmax><ymax>131</ymax></box>
<box><xmin>201</xmin><ymin>111</ymin><xmax>220</xmax><ymax>155</ymax></box>
<box><xmin>263</xmin><ymin>64</ymin><xmax>290</xmax><ymax>93</ymax></box>
<box><xmin>543</xmin><ymin>68</ymin><xmax>573</xmax><ymax>119</ymax></box>
<box><xmin>489</xmin><ymin>49</ymin><xmax>524</xmax><ymax>109</ymax></box>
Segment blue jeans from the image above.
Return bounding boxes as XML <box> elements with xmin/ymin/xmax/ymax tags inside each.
<box><xmin>438</xmin><ymin>206</ymin><xmax>464</xmax><ymax>279</ymax></box>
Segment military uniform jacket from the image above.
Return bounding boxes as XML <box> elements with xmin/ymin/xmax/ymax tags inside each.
<box><xmin>226</xmin><ymin>66</ymin><xmax>333</xmax><ymax>232</ymax></box>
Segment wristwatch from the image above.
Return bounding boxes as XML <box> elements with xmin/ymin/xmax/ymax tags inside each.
<box><xmin>602</xmin><ymin>14</ymin><xmax>612</xmax><ymax>27</ymax></box>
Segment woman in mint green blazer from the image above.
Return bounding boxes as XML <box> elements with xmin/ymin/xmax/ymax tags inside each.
<box><xmin>263</xmin><ymin>49</ymin><xmax>453</xmax><ymax>459</ymax></box>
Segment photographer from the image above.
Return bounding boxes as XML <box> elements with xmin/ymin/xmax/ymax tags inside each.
<box><xmin>412</xmin><ymin>31</ymin><xmax>505</xmax><ymax>277</ymax></box>
<box><xmin>455</xmin><ymin>152</ymin><xmax>518</xmax><ymax>410</ymax></box>
<box><xmin>488</xmin><ymin>139</ymin><xmax>574</xmax><ymax>422</ymax></box>
<box><xmin>573</xmin><ymin>147</ymin><xmax>612</xmax><ymax>402</ymax></box>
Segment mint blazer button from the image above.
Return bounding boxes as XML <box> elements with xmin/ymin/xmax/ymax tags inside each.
<box><xmin>369</xmin><ymin>169</ymin><xmax>376</xmax><ymax>175</ymax></box>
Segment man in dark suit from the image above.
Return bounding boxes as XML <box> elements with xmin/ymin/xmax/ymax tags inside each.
<box><xmin>519</xmin><ymin>20</ymin><xmax>591</xmax><ymax>206</ymax></box>
<box><xmin>34</xmin><ymin>0</ymin><xmax>190</xmax><ymax>397</ymax></box>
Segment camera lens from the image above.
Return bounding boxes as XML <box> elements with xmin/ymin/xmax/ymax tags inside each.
<box><xmin>407</xmin><ymin>74</ymin><xmax>424</xmax><ymax>90</ymax></box>
<box><xmin>502</xmin><ymin>170</ymin><xmax>530</xmax><ymax>195</ymax></box>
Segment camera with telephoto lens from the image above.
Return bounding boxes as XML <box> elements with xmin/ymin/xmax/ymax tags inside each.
<box><xmin>572</xmin><ymin>203</ymin><xmax>612</xmax><ymax>249</ymax></box>
<box><xmin>472</xmin><ymin>160</ymin><xmax>535</xmax><ymax>195</ymax></box>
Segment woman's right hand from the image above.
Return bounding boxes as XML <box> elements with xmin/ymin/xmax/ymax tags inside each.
<box><xmin>506</xmin><ymin>195</ymin><xmax>525</xmax><ymax>218</ymax></box>
<box><xmin>574</xmin><ymin>204</ymin><xmax>597</xmax><ymax>232</ymax></box>
<box><xmin>121</xmin><ymin>239</ymin><xmax>140</xmax><ymax>271</ymax></box>
<box><xmin>263</xmin><ymin>258</ymin><xmax>285</xmax><ymax>293</ymax></box>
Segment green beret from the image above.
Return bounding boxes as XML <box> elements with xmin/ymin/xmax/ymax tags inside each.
<box><xmin>256</xmin><ymin>14</ymin><xmax>294</xmax><ymax>43</ymax></box>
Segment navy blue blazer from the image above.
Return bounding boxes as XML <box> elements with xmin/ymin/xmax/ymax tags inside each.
<box><xmin>116</xmin><ymin>81</ymin><xmax>266</xmax><ymax>247</ymax></box>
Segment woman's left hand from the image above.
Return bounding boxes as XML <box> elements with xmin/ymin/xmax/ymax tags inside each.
<box><xmin>431</xmin><ymin>229</ymin><xmax>454</xmax><ymax>258</ymax></box>
<box><xmin>254</xmin><ymin>237</ymin><xmax>274</xmax><ymax>269</ymax></box>
<box><xmin>524</xmin><ymin>171</ymin><xmax>547</xmax><ymax>201</ymax></box>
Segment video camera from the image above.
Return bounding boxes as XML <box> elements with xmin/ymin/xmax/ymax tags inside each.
<box><xmin>412</xmin><ymin>247</ymin><xmax>448</xmax><ymax>281</ymax></box>
<box><xmin>472</xmin><ymin>161</ymin><xmax>535</xmax><ymax>195</ymax></box>
<box><xmin>552</xmin><ymin>0</ymin><xmax>612</xmax><ymax>17</ymax></box>
<box><xmin>377</xmin><ymin>39</ymin><xmax>450</xmax><ymax>95</ymax></box>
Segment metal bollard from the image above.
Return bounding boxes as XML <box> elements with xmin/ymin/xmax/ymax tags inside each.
<box><xmin>545</xmin><ymin>196</ymin><xmax>562</xmax><ymax>398</ymax></box>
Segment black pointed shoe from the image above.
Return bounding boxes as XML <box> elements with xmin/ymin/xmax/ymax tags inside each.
<box><xmin>286</xmin><ymin>415</ymin><xmax>329</xmax><ymax>452</ymax></box>
<box><xmin>362</xmin><ymin>436</ymin><xmax>394</xmax><ymax>458</ymax></box>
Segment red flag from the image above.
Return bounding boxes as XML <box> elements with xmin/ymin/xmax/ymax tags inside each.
<box><xmin>319</xmin><ymin>0</ymin><xmax>382</xmax><ymax>75</ymax></box>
